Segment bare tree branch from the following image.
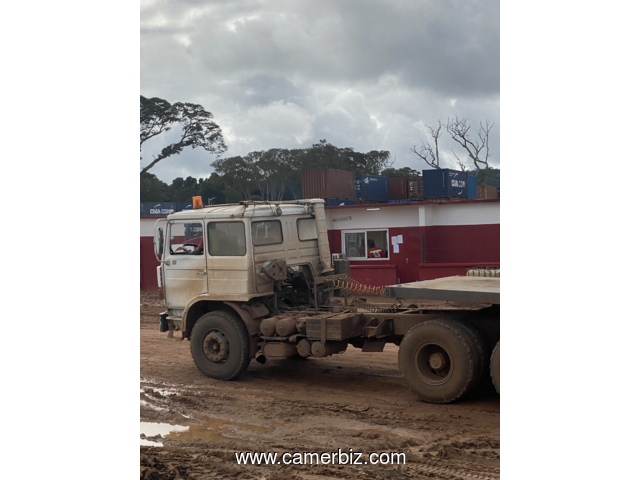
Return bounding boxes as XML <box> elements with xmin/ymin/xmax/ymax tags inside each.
<box><xmin>451</xmin><ymin>150</ymin><xmax>467</xmax><ymax>172</ymax></box>
<box><xmin>446</xmin><ymin>116</ymin><xmax>495</xmax><ymax>178</ymax></box>
<box><xmin>410</xmin><ymin>120</ymin><xmax>444</xmax><ymax>169</ymax></box>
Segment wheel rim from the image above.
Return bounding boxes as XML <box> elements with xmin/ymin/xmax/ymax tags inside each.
<box><xmin>202</xmin><ymin>329</ymin><xmax>230</xmax><ymax>364</ymax></box>
<box><xmin>415</xmin><ymin>342</ymin><xmax>453</xmax><ymax>385</ymax></box>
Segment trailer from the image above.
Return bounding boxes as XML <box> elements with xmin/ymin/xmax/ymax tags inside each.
<box><xmin>154</xmin><ymin>198</ymin><xmax>499</xmax><ymax>404</ymax></box>
<box><xmin>383</xmin><ymin>275</ymin><xmax>500</xmax><ymax>402</ymax></box>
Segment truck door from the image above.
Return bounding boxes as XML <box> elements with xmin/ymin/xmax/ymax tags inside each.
<box><xmin>163</xmin><ymin>220</ymin><xmax>208</xmax><ymax>309</ymax></box>
<box><xmin>205</xmin><ymin>220</ymin><xmax>253</xmax><ymax>298</ymax></box>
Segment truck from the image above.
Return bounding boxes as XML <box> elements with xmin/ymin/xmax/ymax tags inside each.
<box><xmin>153</xmin><ymin>198</ymin><xmax>500</xmax><ymax>404</ymax></box>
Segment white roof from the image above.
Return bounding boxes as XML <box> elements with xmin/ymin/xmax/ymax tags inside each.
<box><xmin>167</xmin><ymin>199</ymin><xmax>324</xmax><ymax>220</ymax></box>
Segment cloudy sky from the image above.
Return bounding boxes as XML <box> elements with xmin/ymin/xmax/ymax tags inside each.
<box><xmin>140</xmin><ymin>0</ymin><xmax>499</xmax><ymax>183</ymax></box>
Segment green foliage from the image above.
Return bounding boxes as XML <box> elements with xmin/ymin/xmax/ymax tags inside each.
<box><xmin>140</xmin><ymin>172</ymin><xmax>170</xmax><ymax>202</ymax></box>
<box><xmin>211</xmin><ymin>140</ymin><xmax>393</xmax><ymax>201</ymax></box>
<box><xmin>222</xmin><ymin>186</ymin><xmax>242</xmax><ymax>204</ymax></box>
<box><xmin>141</xmin><ymin>172</ymin><xmax>227</xmax><ymax>204</ymax></box>
<box><xmin>469</xmin><ymin>168</ymin><xmax>500</xmax><ymax>187</ymax></box>
<box><xmin>140</xmin><ymin>95</ymin><xmax>227</xmax><ymax>174</ymax></box>
<box><xmin>381</xmin><ymin>167</ymin><xmax>421</xmax><ymax>178</ymax></box>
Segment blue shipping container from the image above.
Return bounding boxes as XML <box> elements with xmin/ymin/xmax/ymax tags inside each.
<box><xmin>355</xmin><ymin>175</ymin><xmax>390</xmax><ymax>202</ymax></box>
<box><xmin>143</xmin><ymin>202</ymin><xmax>176</xmax><ymax>216</ymax></box>
<box><xmin>140</xmin><ymin>203</ymin><xmax>144</xmax><ymax>216</ymax></box>
<box><xmin>325</xmin><ymin>199</ymin><xmax>356</xmax><ymax>206</ymax></box>
<box><xmin>177</xmin><ymin>202</ymin><xmax>194</xmax><ymax>212</ymax></box>
<box><xmin>422</xmin><ymin>169</ymin><xmax>468</xmax><ymax>198</ymax></box>
<box><xmin>467</xmin><ymin>175</ymin><xmax>477</xmax><ymax>199</ymax></box>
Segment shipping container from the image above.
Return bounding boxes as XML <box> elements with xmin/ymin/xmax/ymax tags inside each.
<box><xmin>355</xmin><ymin>175</ymin><xmax>390</xmax><ymax>203</ymax></box>
<box><xmin>302</xmin><ymin>169</ymin><xmax>356</xmax><ymax>200</ymax></box>
<box><xmin>177</xmin><ymin>202</ymin><xmax>194</xmax><ymax>212</ymax></box>
<box><xmin>325</xmin><ymin>199</ymin><xmax>356</xmax><ymax>206</ymax></box>
<box><xmin>467</xmin><ymin>175</ymin><xmax>477</xmax><ymax>199</ymax></box>
<box><xmin>389</xmin><ymin>177</ymin><xmax>409</xmax><ymax>200</ymax></box>
<box><xmin>408</xmin><ymin>176</ymin><xmax>423</xmax><ymax>200</ymax></box>
<box><xmin>142</xmin><ymin>202</ymin><xmax>176</xmax><ymax>216</ymax></box>
<box><xmin>477</xmin><ymin>185</ymin><xmax>498</xmax><ymax>200</ymax></box>
<box><xmin>389</xmin><ymin>199</ymin><xmax>411</xmax><ymax>204</ymax></box>
<box><xmin>140</xmin><ymin>203</ymin><xmax>144</xmax><ymax>216</ymax></box>
<box><xmin>423</xmin><ymin>169</ymin><xmax>468</xmax><ymax>199</ymax></box>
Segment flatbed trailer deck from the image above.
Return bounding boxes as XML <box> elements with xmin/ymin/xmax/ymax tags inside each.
<box><xmin>385</xmin><ymin>276</ymin><xmax>500</xmax><ymax>305</ymax></box>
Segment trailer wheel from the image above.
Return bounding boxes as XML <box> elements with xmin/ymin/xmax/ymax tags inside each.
<box><xmin>190</xmin><ymin>310</ymin><xmax>251</xmax><ymax>381</ymax></box>
<box><xmin>490</xmin><ymin>341</ymin><xmax>500</xmax><ymax>395</ymax></box>
<box><xmin>454</xmin><ymin>321</ymin><xmax>487</xmax><ymax>389</ymax></box>
<box><xmin>398</xmin><ymin>320</ymin><xmax>479</xmax><ymax>403</ymax></box>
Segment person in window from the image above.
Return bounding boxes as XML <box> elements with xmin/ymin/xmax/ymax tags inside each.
<box><xmin>359</xmin><ymin>240</ymin><xmax>366</xmax><ymax>257</ymax></box>
<box><xmin>368</xmin><ymin>239</ymin><xmax>385</xmax><ymax>258</ymax></box>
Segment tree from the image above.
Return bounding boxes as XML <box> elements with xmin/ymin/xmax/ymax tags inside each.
<box><xmin>210</xmin><ymin>155</ymin><xmax>258</xmax><ymax>200</ymax></box>
<box><xmin>411</xmin><ymin>117</ymin><xmax>496</xmax><ymax>184</ymax></box>
<box><xmin>140</xmin><ymin>172</ymin><xmax>170</xmax><ymax>202</ymax></box>
<box><xmin>381</xmin><ymin>167</ymin><xmax>421</xmax><ymax>178</ymax></box>
<box><xmin>140</xmin><ymin>95</ymin><xmax>227</xmax><ymax>174</ymax></box>
<box><xmin>446</xmin><ymin>117</ymin><xmax>494</xmax><ymax>177</ymax></box>
<box><xmin>410</xmin><ymin>120</ymin><xmax>444</xmax><ymax>169</ymax></box>
<box><xmin>253</xmin><ymin>149</ymin><xmax>296</xmax><ymax>201</ymax></box>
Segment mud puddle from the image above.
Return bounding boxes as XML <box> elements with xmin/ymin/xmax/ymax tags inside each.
<box><xmin>140</xmin><ymin>417</ymin><xmax>273</xmax><ymax>446</ymax></box>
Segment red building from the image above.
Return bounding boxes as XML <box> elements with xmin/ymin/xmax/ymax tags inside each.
<box><xmin>140</xmin><ymin>199</ymin><xmax>499</xmax><ymax>290</ymax></box>
<box><xmin>325</xmin><ymin>199</ymin><xmax>499</xmax><ymax>286</ymax></box>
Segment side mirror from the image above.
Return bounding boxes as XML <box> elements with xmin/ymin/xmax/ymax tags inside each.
<box><xmin>154</xmin><ymin>225</ymin><xmax>164</xmax><ymax>262</ymax></box>
<box><xmin>157</xmin><ymin>227</ymin><xmax>164</xmax><ymax>255</ymax></box>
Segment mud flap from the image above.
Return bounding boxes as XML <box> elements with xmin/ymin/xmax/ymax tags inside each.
<box><xmin>159</xmin><ymin>312</ymin><xmax>169</xmax><ymax>332</ymax></box>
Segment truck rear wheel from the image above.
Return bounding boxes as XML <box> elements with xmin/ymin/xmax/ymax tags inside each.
<box><xmin>190</xmin><ymin>311</ymin><xmax>251</xmax><ymax>381</ymax></box>
<box><xmin>490</xmin><ymin>341</ymin><xmax>500</xmax><ymax>394</ymax></box>
<box><xmin>398</xmin><ymin>319</ymin><xmax>480</xmax><ymax>403</ymax></box>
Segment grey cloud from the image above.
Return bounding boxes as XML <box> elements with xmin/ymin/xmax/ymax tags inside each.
<box><xmin>141</xmin><ymin>0</ymin><xmax>499</xmax><ymax>183</ymax></box>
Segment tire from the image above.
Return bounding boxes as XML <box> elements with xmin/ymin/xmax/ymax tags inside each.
<box><xmin>398</xmin><ymin>319</ymin><xmax>481</xmax><ymax>404</ymax></box>
<box><xmin>190</xmin><ymin>310</ymin><xmax>251</xmax><ymax>381</ymax></box>
<box><xmin>454</xmin><ymin>320</ymin><xmax>488</xmax><ymax>390</ymax></box>
<box><xmin>490</xmin><ymin>341</ymin><xmax>500</xmax><ymax>395</ymax></box>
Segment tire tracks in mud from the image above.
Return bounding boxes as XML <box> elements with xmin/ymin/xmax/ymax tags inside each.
<box><xmin>140</xmin><ymin>377</ymin><xmax>500</xmax><ymax>479</ymax></box>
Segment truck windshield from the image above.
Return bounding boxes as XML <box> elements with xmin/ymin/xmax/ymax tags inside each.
<box><xmin>207</xmin><ymin>222</ymin><xmax>246</xmax><ymax>256</ymax></box>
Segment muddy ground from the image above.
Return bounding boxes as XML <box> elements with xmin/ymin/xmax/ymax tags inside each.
<box><xmin>140</xmin><ymin>291</ymin><xmax>500</xmax><ymax>479</ymax></box>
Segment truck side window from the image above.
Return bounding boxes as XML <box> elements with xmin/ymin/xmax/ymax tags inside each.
<box><xmin>297</xmin><ymin>218</ymin><xmax>317</xmax><ymax>241</ymax></box>
<box><xmin>207</xmin><ymin>222</ymin><xmax>246</xmax><ymax>256</ymax></box>
<box><xmin>251</xmin><ymin>220</ymin><xmax>283</xmax><ymax>246</ymax></box>
<box><xmin>169</xmin><ymin>222</ymin><xmax>204</xmax><ymax>255</ymax></box>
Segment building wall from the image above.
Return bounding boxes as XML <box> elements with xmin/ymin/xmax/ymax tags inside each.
<box><xmin>140</xmin><ymin>201</ymin><xmax>500</xmax><ymax>290</ymax></box>
<box><xmin>326</xmin><ymin>200</ymin><xmax>499</xmax><ymax>286</ymax></box>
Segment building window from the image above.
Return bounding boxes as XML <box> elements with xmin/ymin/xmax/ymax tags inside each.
<box><xmin>251</xmin><ymin>220</ymin><xmax>283</xmax><ymax>246</ymax></box>
<box><xmin>207</xmin><ymin>222</ymin><xmax>246</xmax><ymax>256</ymax></box>
<box><xmin>297</xmin><ymin>218</ymin><xmax>318</xmax><ymax>241</ymax></box>
<box><xmin>343</xmin><ymin>230</ymin><xmax>389</xmax><ymax>259</ymax></box>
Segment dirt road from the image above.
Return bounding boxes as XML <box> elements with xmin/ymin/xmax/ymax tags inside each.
<box><xmin>140</xmin><ymin>292</ymin><xmax>500</xmax><ymax>479</ymax></box>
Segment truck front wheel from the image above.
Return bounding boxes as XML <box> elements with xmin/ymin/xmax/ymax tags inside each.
<box><xmin>190</xmin><ymin>311</ymin><xmax>251</xmax><ymax>380</ymax></box>
<box><xmin>490</xmin><ymin>341</ymin><xmax>500</xmax><ymax>395</ymax></box>
<box><xmin>398</xmin><ymin>319</ymin><xmax>480</xmax><ymax>403</ymax></box>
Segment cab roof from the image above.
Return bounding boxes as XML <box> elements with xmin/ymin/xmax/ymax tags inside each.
<box><xmin>167</xmin><ymin>199</ymin><xmax>324</xmax><ymax>220</ymax></box>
